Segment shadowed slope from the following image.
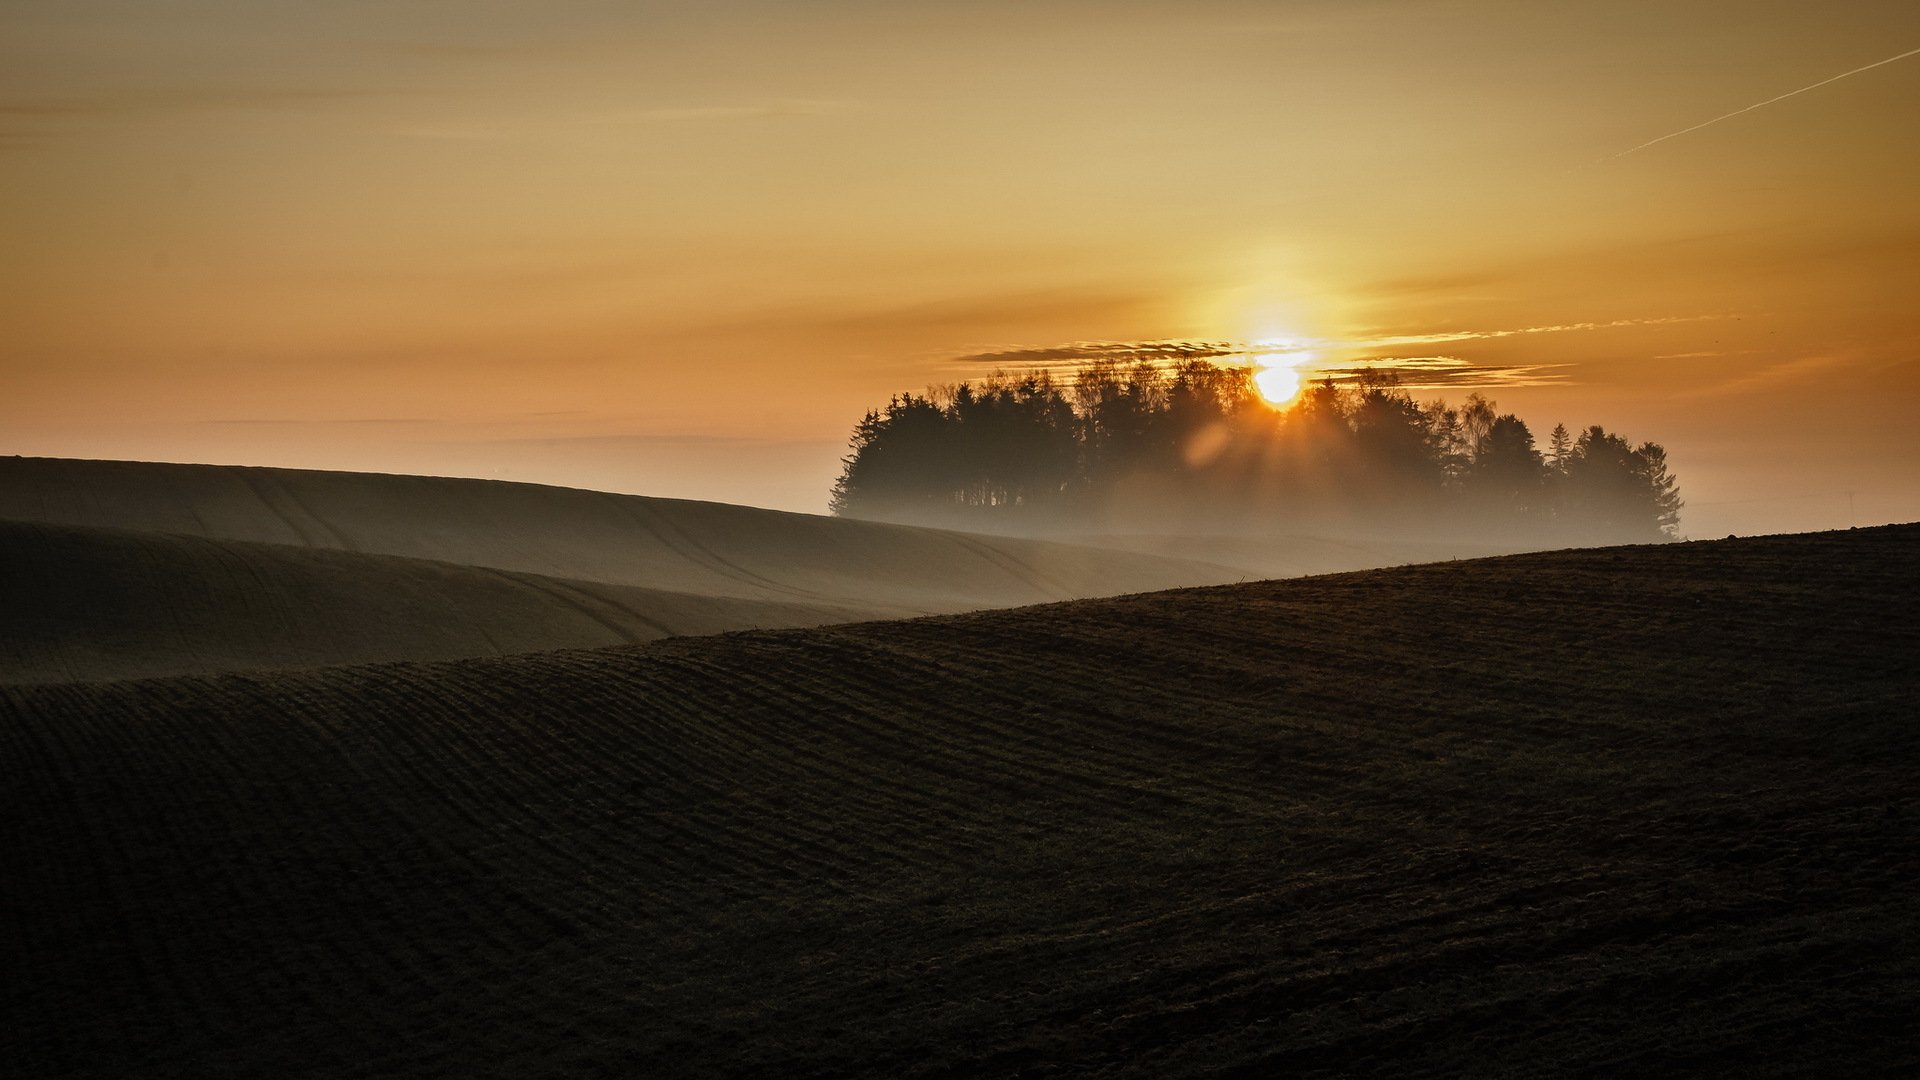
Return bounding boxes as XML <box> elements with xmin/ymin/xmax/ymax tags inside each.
<box><xmin>4</xmin><ymin>527</ymin><xmax>1917</xmax><ymax>1077</ymax></box>
<box><xmin>0</xmin><ymin>520</ymin><xmax>889</xmax><ymax>684</ymax></box>
<box><xmin>1054</xmin><ymin>530</ymin><xmax>1544</xmax><ymax>580</ymax></box>
<box><xmin>0</xmin><ymin>457</ymin><xmax>1245</xmax><ymax>610</ymax></box>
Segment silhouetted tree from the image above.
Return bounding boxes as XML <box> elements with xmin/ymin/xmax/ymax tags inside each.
<box><xmin>1459</xmin><ymin>392</ymin><xmax>1497</xmax><ymax>462</ymax></box>
<box><xmin>1632</xmin><ymin>440</ymin><xmax>1683</xmax><ymax>538</ymax></box>
<box><xmin>1348</xmin><ymin>373</ymin><xmax>1445</xmax><ymax>516</ymax></box>
<box><xmin>946</xmin><ymin>372</ymin><xmax>1079</xmax><ymax>511</ymax></box>
<box><xmin>1076</xmin><ymin>360</ymin><xmax>1174</xmax><ymax>489</ymax></box>
<box><xmin>829</xmin><ymin>394</ymin><xmax>954</xmax><ymax>519</ymax></box>
<box><xmin>1467</xmin><ymin>414</ymin><xmax>1545</xmax><ymax>518</ymax></box>
<box><xmin>1561</xmin><ymin>425</ymin><xmax>1683</xmax><ymax>541</ymax></box>
<box><xmin>1422</xmin><ymin>400</ymin><xmax>1471</xmax><ymax>493</ymax></box>
<box><xmin>831</xmin><ymin>361</ymin><xmax>1683</xmax><ymax>541</ymax></box>
<box><xmin>1546</xmin><ymin>423</ymin><xmax>1573</xmax><ymax>473</ymax></box>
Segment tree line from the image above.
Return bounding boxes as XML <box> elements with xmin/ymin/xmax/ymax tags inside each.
<box><xmin>830</xmin><ymin>359</ymin><xmax>1681</xmax><ymax>541</ymax></box>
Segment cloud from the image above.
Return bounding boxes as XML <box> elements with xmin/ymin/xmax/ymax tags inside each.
<box><xmin>610</xmin><ymin>100</ymin><xmax>858</xmax><ymax>123</ymax></box>
<box><xmin>3</xmin><ymin>87</ymin><xmax>382</xmax><ymax>116</ymax></box>
<box><xmin>0</xmin><ymin>129</ymin><xmax>55</xmax><ymax>151</ymax></box>
<box><xmin>1347</xmin><ymin>267</ymin><xmax>1508</xmax><ymax>300</ymax></box>
<box><xmin>391</xmin><ymin>98</ymin><xmax>860</xmax><ymax>142</ymax></box>
<box><xmin>0</xmin><ymin>85</ymin><xmax>388</xmax><ymax>138</ymax></box>
<box><xmin>197</xmin><ymin>417</ymin><xmax>440</xmax><ymax>426</ymax></box>
<box><xmin>392</xmin><ymin>42</ymin><xmax>563</xmax><ymax>61</ymax></box>
<box><xmin>0</xmin><ymin>103</ymin><xmax>103</xmax><ymax>118</ymax></box>
<box><xmin>1347</xmin><ymin>314</ymin><xmax>1728</xmax><ymax>349</ymax></box>
<box><xmin>941</xmin><ymin>340</ymin><xmax>1570</xmax><ymax>390</ymax></box>
<box><xmin>1314</xmin><ymin>356</ymin><xmax>1573</xmax><ymax>390</ymax></box>
<box><xmin>944</xmin><ymin>340</ymin><xmax>1246</xmax><ymax>368</ymax></box>
<box><xmin>1676</xmin><ymin>351</ymin><xmax>1862</xmax><ymax>400</ymax></box>
<box><xmin>945</xmin><ymin>315</ymin><xmax>1724</xmax><ymax>374</ymax></box>
<box><xmin>940</xmin><ymin>313</ymin><xmax>1728</xmax><ymax>388</ymax></box>
<box><xmin>444</xmin><ymin>433</ymin><xmax>836</xmax><ymax>450</ymax></box>
<box><xmin>706</xmin><ymin>286</ymin><xmax>1166</xmax><ymax>347</ymax></box>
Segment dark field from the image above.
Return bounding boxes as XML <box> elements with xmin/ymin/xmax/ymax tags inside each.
<box><xmin>5</xmin><ymin>526</ymin><xmax>1918</xmax><ymax>1077</ymax></box>
<box><xmin>0</xmin><ymin>519</ymin><xmax>883</xmax><ymax>683</ymax></box>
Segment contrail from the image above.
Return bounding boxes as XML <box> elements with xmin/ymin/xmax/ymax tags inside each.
<box><xmin>1606</xmin><ymin>44</ymin><xmax>1920</xmax><ymax>160</ymax></box>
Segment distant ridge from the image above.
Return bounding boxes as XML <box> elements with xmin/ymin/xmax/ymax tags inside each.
<box><xmin>0</xmin><ymin>456</ymin><xmax>1264</xmax><ymax>680</ymax></box>
<box><xmin>0</xmin><ymin>456</ymin><xmax>1244</xmax><ymax>612</ymax></box>
<box><xmin>5</xmin><ymin>525</ymin><xmax>1915</xmax><ymax>1077</ymax></box>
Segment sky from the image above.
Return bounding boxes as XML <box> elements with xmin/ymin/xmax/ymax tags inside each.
<box><xmin>4</xmin><ymin>0</ymin><xmax>1917</xmax><ymax>536</ymax></box>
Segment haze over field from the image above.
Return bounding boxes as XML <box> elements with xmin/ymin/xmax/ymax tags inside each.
<box><xmin>4</xmin><ymin>5</ymin><xmax>1918</xmax><ymax>1075</ymax></box>
<box><xmin>0</xmin><ymin>457</ymin><xmax>1312</xmax><ymax>681</ymax></box>
<box><xmin>4</xmin><ymin>2</ymin><xmax>1917</xmax><ymax>534</ymax></box>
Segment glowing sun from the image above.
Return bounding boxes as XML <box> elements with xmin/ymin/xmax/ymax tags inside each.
<box><xmin>1253</xmin><ymin>363</ymin><xmax>1304</xmax><ymax>406</ymax></box>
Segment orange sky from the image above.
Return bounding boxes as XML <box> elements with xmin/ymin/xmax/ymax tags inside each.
<box><xmin>4</xmin><ymin>1</ymin><xmax>1916</xmax><ymax>535</ymax></box>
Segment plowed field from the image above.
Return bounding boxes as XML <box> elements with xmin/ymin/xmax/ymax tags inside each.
<box><xmin>5</xmin><ymin>526</ymin><xmax>1916</xmax><ymax>1077</ymax></box>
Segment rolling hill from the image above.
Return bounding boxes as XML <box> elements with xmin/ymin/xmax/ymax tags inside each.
<box><xmin>5</xmin><ymin>525</ymin><xmax>1915</xmax><ymax>1077</ymax></box>
<box><xmin>0</xmin><ymin>456</ymin><xmax>1268</xmax><ymax>681</ymax></box>
<box><xmin>0</xmin><ymin>519</ymin><xmax>888</xmax><ymax>683</ymax></box>
<box><xmin>0</xmin><ymin>456</ymin><xmax>1246</xmax><ymax>612</ymax></box>
<box><xmin>1052</xmin><ymin>528</ymin><xmax>1542</xmax><ymax>581</ymax></box>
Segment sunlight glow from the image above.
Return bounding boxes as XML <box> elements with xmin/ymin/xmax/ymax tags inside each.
<box><xmin>1251</xmin><ymin>340</ymin><xmax>1315</xmax><ymax>408</ymax></box>
<box><xmin>1253</xmin><ymin>363</ymin><xmax>1303</xmax><ymax>406</ymax></box>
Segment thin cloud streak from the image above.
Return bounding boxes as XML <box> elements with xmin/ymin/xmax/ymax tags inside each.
<box><xmin>0</xmin><ymin>86</ymin><xmax>388</xmax><ymax>118</ymax></box>
<box><xmin>1351</xmin><ymin>314</ymin><xmax>1727</xmax><ymax>348</ymax></box>
<box><xmin>198</xmin><ymin>417</ymin><xmax>440</xmax><ymax>426</ymax></box>
<box><xmin>948</xmin><ymin>316</ymin><xmax>1722</xmax><ymax>370</ymax></box>
<box><xmin>943</xmin><ymin>315</ymin><xmax>1720</xmax><ymax>389</ymax></box>
<box><xmin>1316</xmin><ymin>357</ymin><xmax>1573</xmax><ymax>390</ymax></box>
<box><xmin>613</xmin><ymin>100</ymin><xmax>856</xmax><ymax>122</ymax></box>
<box><xmin>394</xmin><ymin>99</ymin><xmax>859</xmax><ymax>141</ymax></box>
<box><xmin>446</xmin><ymin>433</ymin><xmax>834</xmax><ymax>449</ymax></box>
<box><xmin>1603</xmin><ymin>45</ymin><xmax>1920</xmax><ymax>161</ymax></box>
<box><xmin>943</xmin><ymin>343</ymin><xmax>1572</xmax><ymax>391</ymax></box>
<box><xmin>0</xmin><ymin>130</ymin><xmax>55</xmax><ymax>150</ymax></box>
<box><xmin>1674</xmin><ymin>351</ymin><xmax>1861</xmax><ymax>400</ymax></box>
<box><xmin>945</xmin><ymin>341</ymin><xmax>1246</xmax><ymax>368</ymax></box>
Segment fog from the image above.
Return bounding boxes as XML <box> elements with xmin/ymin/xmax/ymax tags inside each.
<box><xmin>831</xmin><ymin>362</ymin><xmax>1685</xmax><ymax>572</ymax></box>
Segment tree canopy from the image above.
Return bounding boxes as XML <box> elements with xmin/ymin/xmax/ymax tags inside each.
<box><xmin>832</xmin><ymin>362</ymin><xmax>1682</xmax><ymax>542</ymax></box>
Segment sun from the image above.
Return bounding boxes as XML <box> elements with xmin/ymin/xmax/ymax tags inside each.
<box><xmin>1252</xmin><ymin>363</ymin><xmax>1304</xmax><ymax>406</ymax></box>
<box><xmin>1247</xmin><ymin>337</ymin><xmax>1315</xmax><ymax>407</ymax></box>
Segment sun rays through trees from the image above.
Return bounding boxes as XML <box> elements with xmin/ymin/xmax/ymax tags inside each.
<box><xmin>832</xmin><ymin>362</ymin><xmax>1682</xmax><ymax>542</ymax></box>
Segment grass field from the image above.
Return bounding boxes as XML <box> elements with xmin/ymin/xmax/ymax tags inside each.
<box><xmin>5</xmin><ymin>525</ymin><xmax>1916</xmax><ymax>1076</ymax></box>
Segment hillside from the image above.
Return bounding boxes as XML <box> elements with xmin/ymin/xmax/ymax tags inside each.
<box><xmin>0</xmin><ymin>457</ymin><xmax>1245</xmax><ymax>612</ymax></box>
<box><xmin>5</xmin><ymin>526</ymin><xmax>1917</xmax><ymax>1077</ymax></box>
<box><xmin>1053</xmin><ymin>529</ymin><xmax>1542</xmax><ymax>580</ymax></box>
<box><xmin>0</xmin><ymin>519</ymin><xmax>889</xmax><ymax>683</ymax></box>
